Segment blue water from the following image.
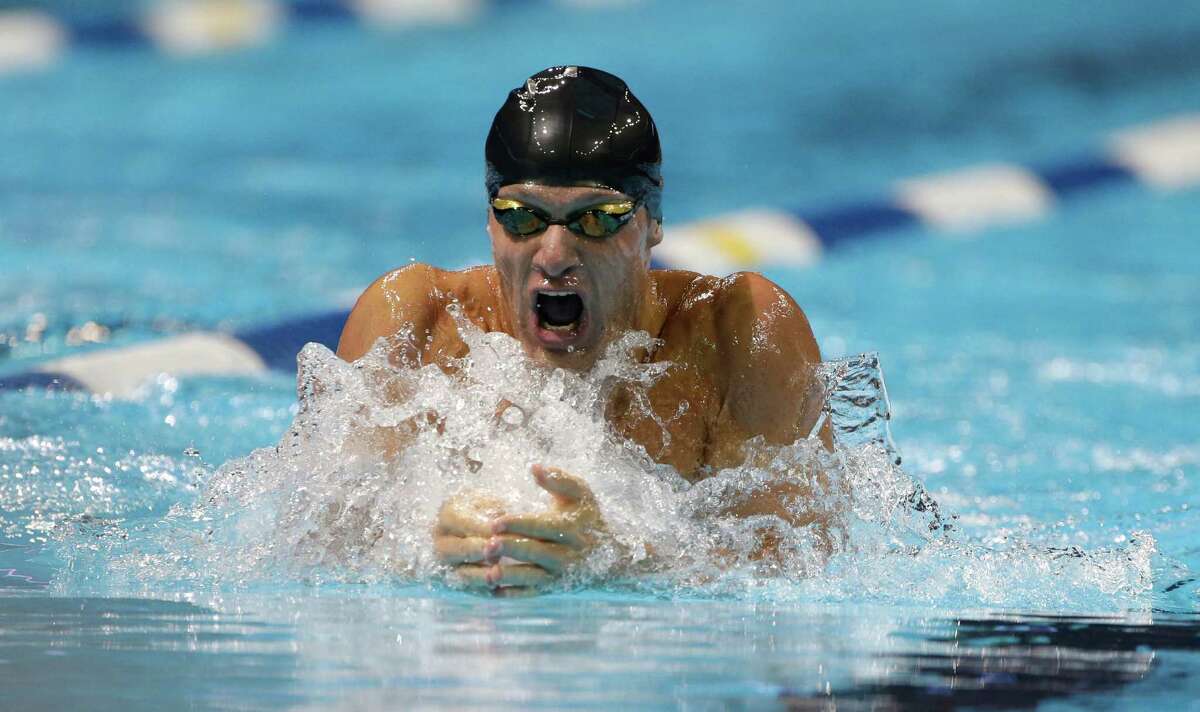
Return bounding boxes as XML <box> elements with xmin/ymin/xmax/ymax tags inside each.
<box><xmin>2</xmin><ymin>0</ymin><xmax>1200</xmax><ymax>708</ymax></box>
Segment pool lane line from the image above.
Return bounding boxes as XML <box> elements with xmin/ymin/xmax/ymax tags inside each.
<box><xmin>0</xmin><ymin>311</ymin><xmax>349</xmax><ymax>398</ymax></box>
<box><xmin>0</xmin><ymin>0</ymin><xmax>526</xmax><ymax>70</ymax></box>
<box><xmin>653</xmin><ymin>113</ymin><xmax>1199</xmax><ymax>273</ymax></box>
<box><xmin>2</xmin><ymin>112</ymin><xmax>1199</xmax><ymax>396</ymax></box>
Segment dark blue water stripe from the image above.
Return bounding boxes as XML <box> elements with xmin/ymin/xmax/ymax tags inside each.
<box><xmin>797</xmin><ymin>201</ymin><xmax>920</xmax><ymax>249</ymax></box>
<box><xmin>0</xmin><ymin>372</ymin><xmax>85</xmax><ymax>392</ymax></box>
<box><xmin>1034</xmin><ymin>156</ymin><xmax>1136</xmax><ymax>198</ymax></box>
<box><xmin>234</xmin><ymin>309</ymin><xmax>349</xmax><ymax>371</ymax></box>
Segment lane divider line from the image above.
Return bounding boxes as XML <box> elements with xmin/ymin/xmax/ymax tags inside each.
<box><xmin>0</xmin><ymin>0</ymin><xmax>523</xmax><ymax>69</ymax></box>
<box><xmin>654</xmin><ymin>209</ymin><xmax>821</xmax><ymax>277</ymax></box>
<box><xmin>144</xmin><ymin>0</ymin><xmax>284</xmax><ymax>56</ymax></box>
<box><xmin>0</xmin><ymin>11</ymin><xmax>66</xmax><ymax>72</ymax></box>
<box><xmin>2</xmin><ymin>112</ymin><xmax>1198</xmax><ymax>396</ymax></box>
<box><xmin>33</xmin><ymin>332</ymin><xmax>266</xmax><ymax>398</ymax></box>
<box><xmin>894</xmin><ymin>163</ymin><xmax>1054</xmax><ymax>233</ymax></box>
<box><xmin>1109</xmin><ymin>114</ymin><xmax>1200</xmax><ymax>189</ymax></box>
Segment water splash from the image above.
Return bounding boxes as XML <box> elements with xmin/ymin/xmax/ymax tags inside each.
<box><xmin>52</xmin><ymin>316</ymin><xmax>1159</xmax><ymax>609</ymax></box>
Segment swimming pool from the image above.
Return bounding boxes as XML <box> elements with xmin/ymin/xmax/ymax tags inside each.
<box><xmin>2</xmin><ymin>0</ymin><xmax>1199</xmax><ymax>708</ymax></box>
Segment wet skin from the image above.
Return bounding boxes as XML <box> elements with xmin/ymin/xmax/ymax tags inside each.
<box><xmin>337</xmin><ymin>184</ymin><xmax>832</xmax><ymax>595</ymax></box>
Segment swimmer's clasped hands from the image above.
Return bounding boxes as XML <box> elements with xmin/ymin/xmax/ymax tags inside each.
<box><xmin>433</xmin><ymin>464</ymin><xmax>609</xmax><ymax>597</ymax></box>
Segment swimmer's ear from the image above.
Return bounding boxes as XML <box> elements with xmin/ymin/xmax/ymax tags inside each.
<box><xmin>647</xmin><ymin>218</ymin><xmax>663</xmax><ymax>249</ymax></box>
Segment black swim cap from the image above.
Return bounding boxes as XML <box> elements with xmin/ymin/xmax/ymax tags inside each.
<box><xmin>485</xmin><ymin>66</ymin><xmax>663</xmax><ymax>221</ymax></box>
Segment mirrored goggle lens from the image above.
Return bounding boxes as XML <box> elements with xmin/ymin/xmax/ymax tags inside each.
<box><xmin>495</xmin><ymin>206</ymin><xmax>547</xmax><ymax>235</ymax></box>
<box><xmin>491</xmin><ymin>199</ymin><xmax>635</xmax><ymax>238</ymax></box>
<box><xmin>572</xmin><ymin>210</ymin><xmax>625</xmax><ymax>238</ymax></box>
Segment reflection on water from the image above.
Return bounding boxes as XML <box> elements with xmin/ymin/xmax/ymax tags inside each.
<box><xmin>0</xmin><ymin>596</ymin><xmax>304</xmax><ymax>710</ymax></box>
<box><xmin>783</xmin><ymin>614</ymin><xmax>1200</xmax><ymax>710</ymax></box>
<box><xmin>1</xmin><ymin>593</ymin><xmax>1197</xmax><ymax>710</ymax></box>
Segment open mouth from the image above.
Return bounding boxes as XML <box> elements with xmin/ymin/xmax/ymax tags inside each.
<box><xmin>535</xmin><ymin>290</ymin><xmax>585</xmax><ymax>332</ymax></box>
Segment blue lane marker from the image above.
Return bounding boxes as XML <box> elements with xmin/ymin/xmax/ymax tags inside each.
<box><xmin>0</xmin><ymin>372</ymin><xmax>84</xmax><ymax>392</ymax></box>
<box><xmin>1034</xmin><ymin>157</ymin><xmax>1136</xmax><ymax>199</ymax></box>
<box><xmin>288</xmin><ymin>0</ymin><xmax>358</xmax><ymax>23</ymax></box>
<box><xmin>63</xmin><ymin>18</ymin><xmax>148</xmax><ymax>49</ymax></box>
<box><xmin>798</xmin><ymin>202</ymin><xmax>920</xmax><ymax>249</ymax></box>
<box><xmin>235</xmin><ymin>309</ymin><xmax>350</xmax><ymax>371</ymax></box>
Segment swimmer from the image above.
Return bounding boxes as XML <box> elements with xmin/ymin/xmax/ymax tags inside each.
<box><xmin>337</xmin><ymin>66</ymin><xmax>832</xmax><ymax>595</ymax></box>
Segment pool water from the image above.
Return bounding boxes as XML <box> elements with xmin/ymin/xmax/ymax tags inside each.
<box><xmin>2</xmin><ymin>0</ymin><xmax>1199</xmax><ymax>708</ymax></box>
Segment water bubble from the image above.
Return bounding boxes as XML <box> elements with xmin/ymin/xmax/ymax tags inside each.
<box><xmin>543</xmin><ymin>369</ymin><xmax>565</xmax><ymax>402</ymax></box>
<box><xmin>500</xmin><ymin>404</ymin><xmax>525</xmax><ymax>428</ymax></box>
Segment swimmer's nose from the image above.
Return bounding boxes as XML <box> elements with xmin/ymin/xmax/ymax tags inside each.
<box><xmin>531</xmin><ymin>226</ymin><xmax>580</xmax><ymax>279</ymax></box>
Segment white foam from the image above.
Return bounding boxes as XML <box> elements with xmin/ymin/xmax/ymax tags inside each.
<box><xmin>50</xmin><ymin>313</ymin><xmax>1156</xmax><ymax>611</ymax></box>
<box><xmin>895</xmin><ymin>163</ymin><xmax>1054</xmax><ymax>233</ymax></box>
<box><xmin>0</xmin><ymin>11</ymin><xmax>65</xmax><ymax>73</ymax></box>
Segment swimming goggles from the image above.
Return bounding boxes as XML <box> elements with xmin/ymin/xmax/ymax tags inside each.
<box><xmin>490</xmin><ymin>197</ymin><xmax>638</xmax><ymax>239</ymax></box>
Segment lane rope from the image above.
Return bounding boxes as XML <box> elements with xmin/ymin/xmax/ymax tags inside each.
<box><xmin>0</xmin><ymin>0</ymin><xmax>500</xmax><ymax>66</ymax></box>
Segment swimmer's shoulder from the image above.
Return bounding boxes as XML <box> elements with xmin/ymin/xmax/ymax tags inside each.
<box><xmin>652</xmin><ymin>269</ymin><xmax>824</xmax><ymax>444</ymax></box>
<box><xmin>654</xmin><ymin>269</ymin><xmax>819</xmax><ymax>365</ymax></box>
<box><xmin>710</xmin><ymin>271</ymin><xmax>821</xmax><ymax>364</ymax></box>
<box><xmin>650</xmin><ymin>268</ymin><xmax>723</xmax><ymax>323</ymax></box>
<box><xmin>651</xmin><ymin>269</ymin><xmax>761</xmax><ymax>347</ymax></box>
<box><xmin>651</xmin><ymin>269</ymin><xmax>815</xmax><ymax>345</ymax></box>
<box><xmin>337</xmin><ymin>263</ymin><xmax>500</xmax><ymax>363</ymax></box>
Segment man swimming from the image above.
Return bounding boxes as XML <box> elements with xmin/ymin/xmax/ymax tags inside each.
<box><xmin>336</xmin><ymin>66</ymin><xmax>831</xmax><ymax>595</ymax></box>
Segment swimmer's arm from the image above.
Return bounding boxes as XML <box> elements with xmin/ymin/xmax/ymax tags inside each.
<box><xmin>335</xmin><ymin>265</ymin><xmax>445</xmax><ymax>460</ymax></box>
<box><xmin>711</xmin><ymin>272</ymin><xmax>830</xmax><ymax>457</ymax></box>
<box><xmin>706</xmin><ymin>273</ymin><xmax>838</xmax><ymax>551</ymax></box>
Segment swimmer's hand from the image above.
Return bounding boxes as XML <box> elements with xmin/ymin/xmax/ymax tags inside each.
<box><xmin>433</xmin><ymin>464</ymin><xmax>608</xmax><ymax>597</ymax></box>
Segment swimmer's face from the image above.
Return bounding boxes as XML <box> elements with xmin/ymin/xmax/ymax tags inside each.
<box><xmin>488</xmin><ymin>183</ymin><xmax>663</xmax><ymax>369</ymax></box>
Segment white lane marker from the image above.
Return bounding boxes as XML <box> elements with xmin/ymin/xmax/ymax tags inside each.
<box><xmin>895</xmin><ymin>163</ymin><xmax>1054</xmax><ymax>233</ymax></box>
<box><xmin>656</xmin><ymin>209</ymin><xmax>822</xmax><ymax>275</ymax></box>
<box><xmin>351</xmin><ymin>0</ymin><xmax>484</xmax><ymax>26</ymax></box>
<box><xmin>39</xmin><ymin>332</ymin><xmax>267</xmax><ymax>398</ymax></box>
<box><xmin>1110</xmin><ymin>114</ymin><xmax>1200</xmax><ymax>190</ymax></box>
<box><xmin>143</xmin><ymin>0</ymin><xmax>282</xmax><ymax>56</ymax></box>
<box><xmin>0</xmin><ymin>11</ymin><xmax>66</xmax><ymax>73</ymax></box>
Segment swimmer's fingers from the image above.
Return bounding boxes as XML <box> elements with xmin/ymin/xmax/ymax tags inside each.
<box><xmin>489</xmin><ymin>563</ymin><xmax>553</xmax><ymax>588</ymax></box>
<box><xmin>434</xmin><ymin>533</ymin><xmax>572</xmax><ymax>570</ymax></box>
<box><xmin>493</xmin><ymin>512</ymin><xmax>585</xmax><ymax>549</ymax></box>
<box><xmin>435</xmin><ymin>493</ymin><xmax>505</xmax><ymax>537</ymax></box>
<box><xmin>453</xmin><ymin>563</ymin><xmax>493</xmax><ymax>589</ymax></box>
<box><xmin>494</xmin><ymin>535</ymin><xmax>577</xmax><ymax>573</ymax></box>
<box><xmin>454</xmin><ymin>563</ymin><xmax>553</xmax><ymax>590</ymax></box>
<box><xmin>531</xmin><ymin>464</ymin><xmax>595</xmax><ymax>506</ymax></box>
<box><xmin>433</xmin><ymin>535</ymin><xmax>494</xmax><ymax>565</ymax></box>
